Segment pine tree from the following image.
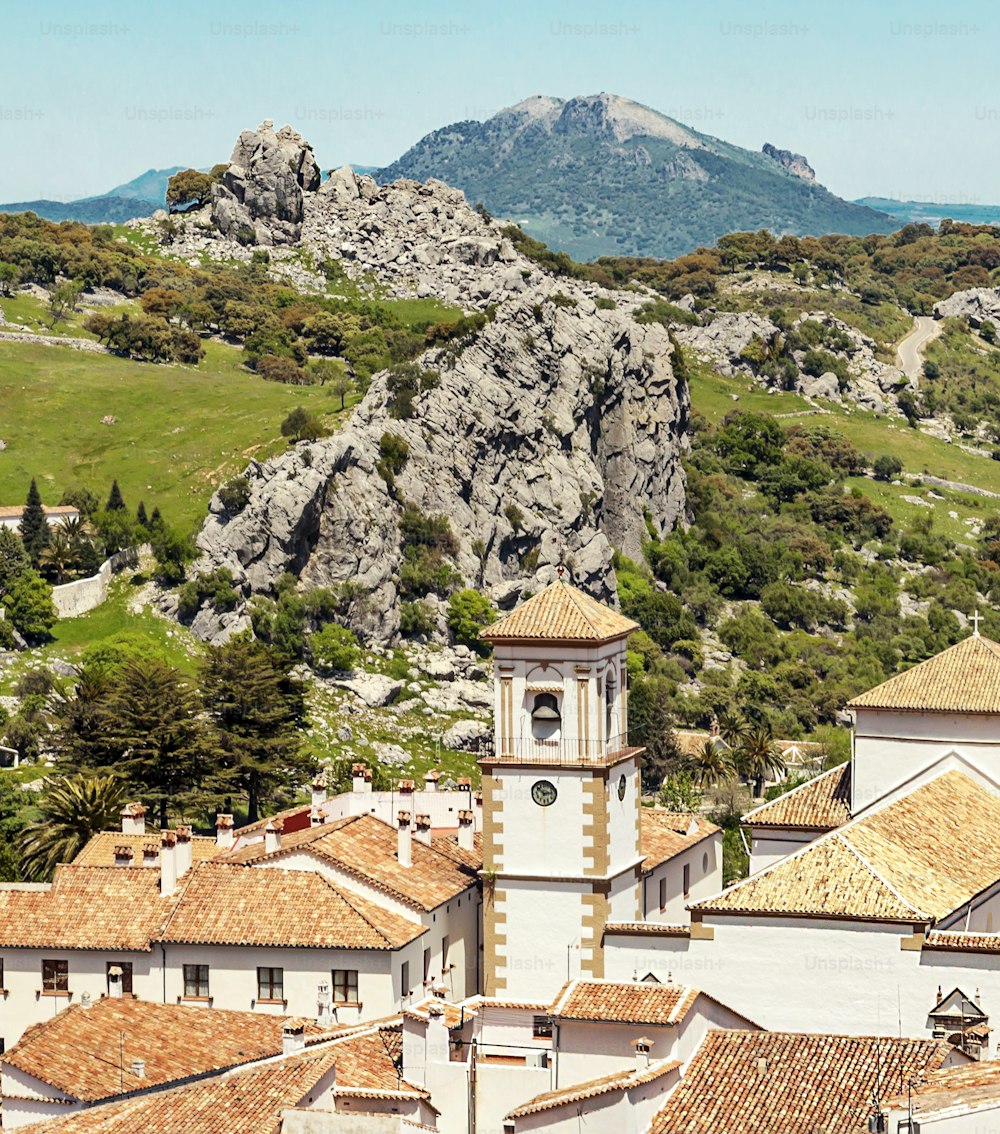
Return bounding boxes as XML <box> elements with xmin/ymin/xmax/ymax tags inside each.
<box><xmin>105</xmin><ymin>479</ymin><xmax>126</xmax><ymax>512</ymax></box>
<box><xmin>201</xmin><ymin>637</ymin><xmax>311</xmax><ymax>823</ymax></box>
<box><xmin>19</xmin><ymin>479</ymin><xmax>50</xmax><ymax>567</ymax></box>
<box><xmin>136</xmin><ymin>501</ymin><xmax>149</xmax><ymax>529</ymax></box>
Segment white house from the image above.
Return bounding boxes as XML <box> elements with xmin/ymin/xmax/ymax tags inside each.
<box><xmin>0</xmin><ymin>505</ymin><xmax>80</xmax><ymax>532</ymax></box>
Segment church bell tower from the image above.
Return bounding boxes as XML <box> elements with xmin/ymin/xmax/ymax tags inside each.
<box><xmin>478</xmin><ymin>577</ymin><xmax>645</xmax><ymax>1000</ymax></box>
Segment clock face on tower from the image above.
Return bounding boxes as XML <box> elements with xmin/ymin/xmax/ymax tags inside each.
<box><xmin>618</xmin><ymin>774</ymin><xmax>627</xmax><ymax>801</ymax></box>
<box><xmin>531</xmin><ymin>779</ymin><xmax>557</xmax><ymax>807</ymax></box>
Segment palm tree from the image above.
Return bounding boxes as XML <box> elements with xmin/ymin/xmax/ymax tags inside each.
<box><xmin>39</xmin><ymin>529</ymin><xmax>74</xmax><ymax>584</ymax></box>
<box><xmin>716</xmin><ymin>710</ymin><xmax>749</xmax><ymax>750</ymax></box>
<box><xmin>687</xmin><ymin>739</ymin><xmax>735</xmax><ymax>787</ymax></box>
<box><xmin>20</xmin><ymin>774</ymin><xmax>129</xmax><ymax>881</ymax></box>
<box><xmin>735</xmin><ymin>725</ymin><xmax>787</xmax><ymax>798</ymax></box>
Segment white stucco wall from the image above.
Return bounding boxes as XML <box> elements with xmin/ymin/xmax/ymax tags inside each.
<box><xmin>495</xmin><ymin>882</ymin><xmax>587</xmax><ymax>1000</ymax></box>
<box><xmin>605</xmin><ymin>915</ymin><xmax>1000</xmax><ymax>1043</ymax></box>
<box><xmin>642</xmin><ymin>833</ymin><xmax>722</xmax><ymax>924</ymax></box>
<box><xmin>748</xmin><ymin>828</ymin><xmax>821</xmax><ymax>875</ymax></box>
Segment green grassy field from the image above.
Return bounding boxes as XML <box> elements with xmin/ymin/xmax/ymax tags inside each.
<box><xmin>0</xmin><ymin>338</ymin><xmax>356</xmax><ymax>533</ymax></box>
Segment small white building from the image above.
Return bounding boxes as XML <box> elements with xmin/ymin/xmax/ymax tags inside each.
<box><xmin>0</xmin><ymin>505</ymin><xmax>80</xmax><ymax>532</ymax></box>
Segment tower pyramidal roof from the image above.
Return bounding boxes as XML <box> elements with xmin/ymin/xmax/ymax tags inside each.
<box><xmin>482</xmin><ymin>579</ymin><xmax>639</xmax><ymax>644</ymax></box>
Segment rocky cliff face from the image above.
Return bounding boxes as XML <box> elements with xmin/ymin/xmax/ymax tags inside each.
<box><xmin>211</xmin><ymin>120</ymin><xmax>321</xmax><ymax>245</ymax></box>
<box><xmin>189</xmin><ymin>290</ymin><xmax>688</xmax><ymax>644</ymax></box>
<box><xmin>762</xmin><ymin>143</ymin><xmax>816</xmax><ymax>183</ymax></box>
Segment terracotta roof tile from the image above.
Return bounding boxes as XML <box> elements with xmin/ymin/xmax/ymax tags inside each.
<box><xmin>741</xmin><ymin>764</ymin><xmax>852</xmax><ymax>830</ymax></box>
<box><xmin>848</xmin><ymin>634</ymin><xmax>1000</xmax><ymax>712</ymax></box>
<box><xmin>603</xmin><ymin>922</ymin><xmax>691</xmax><ymax>938</ymax></box>
<box><xmin>3</xmin><ymin>998</ymin><xmax>323</xmax><ymax>1102</ymax></box>
<box><xmin>221</xmin><ymin>813</ymin><xmax>480</xmax><ymax>912</ymax></box>
<box><xmin>0</xmin><ymin>866</ymin><xmax>172</xmax><ymax>951</ymax></box>
<box><xmin>481</xmin><ymin>580</ymin><xmax>638</xmax><ymax>643</ymax></box>
<box><xmin>16</xmin><ymin>1046</ymin><xmax>340</xmax><ymax>1134</ymax></box>
<box><xmin>697</xmin><ymin>772</ymin><xmax>1000</xmax><ymax>923</ymax></box>
<box><xmin>885</xmin><ymin>1060</ymin><xmax>1000</xmax><ymax>1119</ymax></box>
<box><xmin>641</xmin><ymin>810</ymin><xmax>719</xmax><ymax>872</ymax></box>
<box><xmin>73</xmin><ymin>833</ymin><xmax>219</xmax><ymax>868</ymax></box>
<box><xmin>161</xmin><ymin>862</ymin><xmax>424</xmax><ymax>949</ymax></box>
<box><xmin>549</xmin><ymin>979</ymin><xmax>701</xmax><ymax>1026</ymax></box>
<box><xmin>925</xmin><ymin>931</ymin><xmax>1000</xmax><ymax>953</ymax></box>
<box><xmin>507</xmin><ymin>1057</ymin><xmax>680</xmax><ymax>1119</ymax></box>
<box><xmin>650</xmin><ymin>1031</ymin><xmax>953</xmax><ymax>1134</ymax></box>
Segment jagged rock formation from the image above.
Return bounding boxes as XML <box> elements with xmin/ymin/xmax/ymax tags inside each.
<box><xmin>211</xmin><ymin>120</ymin><xmax>321</xmax><ymax>245</ymax></box>
<box><xmin>189</xmin><ymin>292</ymin><xmax>688</xmax><ymax>645</ymax></box>
<box><xmin>762</xmin><ymin>143</ymin><xmax>816</xmax><ymax>182</ymax></box>
<box><xmin>934</xmin><ymin>287</ymin><xmax>1000</xmax><ymax>327</ymax></box>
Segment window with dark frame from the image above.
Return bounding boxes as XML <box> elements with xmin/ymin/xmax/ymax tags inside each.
<box><xmin>332</xmin><ymin>969</ymin><xmax>358</xmax><ymax>1004</ymax></box>
<box><xmin>257</xmin><ymin>966</ymin><xmax>284</xmax><ymax>1001</ymax></box>
<box><xmin>42</xmin><ymin>959</ymin><xmax>69</xmax><ymax>993</ymax></box>
<box><xmin>401</xmin><ymin>961</ymin><xmax>410</xmax><ymax>998</ymax></box>
<box><xmin>183</xmin><ymin>964</ymin><xmax>210</xmax><ymax>998</ymax></box>
<box><xmin>106</xmin><ymin>961</ymin><xmax>133</xmax><ymax>995</ymax></box>
<box><xmin>683</xmin><ymin>863</ymin><xmax>691</xmax><ymax>898</ymax></box>
<box><xmin>659</xmin><ymin>876</ymin><xmax>667</xmax><ymax>910</ymax></box>
<box><xmin>532</xmin><ymin>1015</ymin><xmax>553</xmax><ymax>1038</ymax></box>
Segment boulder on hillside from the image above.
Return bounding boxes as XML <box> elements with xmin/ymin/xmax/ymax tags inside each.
<box><xmin>934</xmin><ymin>287</ymin><xmax>1000</xmax><ymax>327</ymax></box>
<box><xmin>211</xmin><ymin>120</ymin><xmax>321</xmax><ymax>245</ymax></box>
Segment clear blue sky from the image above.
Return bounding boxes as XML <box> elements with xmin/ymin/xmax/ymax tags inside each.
<box><xmin>4</xmin><ymin>0</ymin><xmax>997</xmax><ymax>204</ymax></box>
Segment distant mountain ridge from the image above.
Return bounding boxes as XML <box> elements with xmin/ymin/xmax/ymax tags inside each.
<box><xmin>0</xmin><ymin>166</ymin><xmax>188</xmax><ymax>225</ymax></box>
<box><xmin>97</xmin><ymin>166</ymin><xmax>186</xmax><ymax>206</ymax></box>
<box><xmin>374</xmin><ymin>92</ymin><xmax>896</xmax><ymax>260</ymax></box>
<box><xmin>855</xmin><ymin>196</ymin><xmax>1000</xmax><ymax>227</ymax></box>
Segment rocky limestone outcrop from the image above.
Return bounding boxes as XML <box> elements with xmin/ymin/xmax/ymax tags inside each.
<box><xmin>934</xmin><ymin>287</ymin><xmax>1000</xmax><ymax>327</ymax></box>
<box><xmin>211</xmin><ymin>120</ymin><xmax>321</xmax><ymax>245</ymax></box>
<box><xmin>762</xmin><ymin>143</ymin><xmax>816</xmax><ymax>182</ymax></box>
<box><xmin>188</xmin><ymin>292</ymin><xmax>688</xmax><ymax>644</ymax></box>
<box><xmin>674</xmin><ymin>312</ymin><xmax>780</xmax><ymax>375</ymax></box>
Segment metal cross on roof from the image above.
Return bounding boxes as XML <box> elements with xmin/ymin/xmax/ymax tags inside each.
<box><xmin>972</xmin><ymin>609</ymin><xmax>982</xmax><ymax>637</ymax></box>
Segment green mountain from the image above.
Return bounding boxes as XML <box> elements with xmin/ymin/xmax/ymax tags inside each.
<box><xmin>0</xmin><ymin>196</ymin><xmax>154</xmax><ymax>224</ymax></box>
<box><xmin>855</xmin><ymin>196</ymin><xmax>1000</xmax><ymax>228</ymax></box>
<box><xmin>97</xmin><ymin>166</ymin><xmax>187</xmax><ymax>206</ymax></box>
<box><xmin>374</xmin><ymin>93</ymin><xmax>896</xmax><ymax>260</ymax></box>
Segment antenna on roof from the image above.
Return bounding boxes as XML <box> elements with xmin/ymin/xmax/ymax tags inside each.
<box><xmin>972</xmin><ymin>608</ymin><xmax>982</xmax><ymax>637</ymax></box>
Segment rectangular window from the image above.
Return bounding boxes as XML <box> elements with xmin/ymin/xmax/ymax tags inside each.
<box><xmin>0</xmin><ymin>958</ymin><xmax>4</xmax><ymax>990</ymax></box>
<box><xmin>683</xmin><ymin>863</ymin><xmax>691</xmax><ymax>898</ymax></box>
<box><xmin>106</xmin><ymin>962</ymin><xmax>133</xmax><ymax>995</ymax></box>
<box><xmin>401</xmin><ymin>961</ymin><xmax>410</xmax><ymax>998</ymax></box>
<box><xmin>257</xmin><ymin>967</ymin><xmax>284</xmax><ymax>1001</ymax></box>
<box><xmin>659</xmin><ymin>877</ymin><xmax>667</xmax><ymax>911</ymax></box>
<box><xmin>42</xmin><ymin>959</ymin><xmax>68</xmax><ymax>994</ymax></box>
<box><xmin>442</xmin><ymin>935</ymin><xmax>450</xmax><ymax>971</ymax></box>
<box><xmin>532</xmin><ymin>1015</ymin><xmax>553</xmax><ymax>1039</ymax></box>
<box><xmin>423</xmin><ymin>947</ymin><xmax>431</xmax><ymax>983</ymax></box>
<box><xmin>183</xmin><ymin>964</ymin><xmax>210</xmax><ymax>998</ymax></box>
<box><xmin>332</xmin><ymin>969</ymin><xmax>359</xmax><ymax>1005</ymax></box>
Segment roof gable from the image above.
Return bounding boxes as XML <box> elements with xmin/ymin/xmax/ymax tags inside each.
<box><xmin>741</xmin><ymin>763</ymin><xmax>852</xmax><ymax>831</ymax></box>
<box><xmin>848</xmin><ymin>634</ymin><xmax>1000</xmax><ymax>713</ymax></box>
<box><xmin>550</xmin><ymin>979</ymin><xmax>700</xmax><ymax>1026</ymax></box>
<box><xmin>482</xmin><ymin>580</ymin><xmax>638</xmax><ymax>643</ymax></box>
<box><xmin>698</xmin><ymin>771</ymin><xmax>1000</xmax><ymax>923</ymax></box>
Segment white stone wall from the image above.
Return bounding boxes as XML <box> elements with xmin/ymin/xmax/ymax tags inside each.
<box><xmin>50</xmin><ymin>546</ymin><xmax>144</xmax><ymax>619</ymax></box>
<box><xmin>641</xmin><ymin>832</ymin><xmax>722</xmax><ymax>924</ymax></box>
<box><xmin>494</xmin><ymin>881</ymin><xmax>588</xmax><ymax>1000</ymax></box>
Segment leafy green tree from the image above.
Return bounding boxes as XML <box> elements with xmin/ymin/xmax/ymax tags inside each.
<box><xmin>20</xmin><ymin>478</ymin><xmax>50</xmax><ymax>566</ymax></box>
<box><xmin>873</xmin><ymin>454</ymin><xmax>903</xmax><ymax>482</ymax></box>
<box><xmin>51</xmin><ymin>668</ymin><xmax>120</xmax><ymax>770</ymax></box>
<box><xmin>105</xmin><ymin>479</ymin><xmax>126</xmax><ymax>512</ymax></box>
<box><xmin>735</xmin><ymin>724</ymin><xmax>787</xmax><ymax>797</ymax></box>
<box><xmin>20</xmin><ymin>774</ymin><xmax>128</xmax><ymax>881</ymax></box>
<box><xmin>629</xmin><ymin>674</ymin><xmax>682</xmax><ymax>792</ymax></box>
<box><xmin>447</xmin><ymin>589</ymin><xmax>496</xmax><ymax>654</ymax></box>
<box><xmin>166</xmin><ymin>168</ymin><xmax>215</xmax><ymax>211</ymax></box>
<box><xmin>0</xmin><ymin>261</ymin><xmax>18</xmax><ymax>296</ymax></box>
<box><xmin>47</xmin><ymin>279</ymin><xmax>82</xmax><ymax>329</ymax></box>
<box><xmin>2</xmin><ymin>570</ymin><xmax>57</xmax><ymax>641</ymax></box>
<box><xmin>39</xmin><ymin>528</ymin><xmax>74</xmax><ymax>584</ymax></box>
<box><xmin>201</xmin><ymin>638</ymin><xmax>310</xmax><ymax>823</ymax></box>
<box><xmin>0</xmin><ymin>774</ymin><xmax>27</xmax><ymax>880</ymax></box>
<box><xmin>686</xmin><ymin>739</ymin><xmax>734</xmax><ymax>787</ymax></box>
<box><xmin>281</xmin><ymin>406</ymin><xmax>324</xmax><ymax>442</ymax></box>
<box><xmin>0</xmin><ymin>527</ymin><xmax>30</xmax><ymax>592</ymax></box>
<box><xmin>105</xmin><ymin>660</ymin><xmax>210</xmax><ymax>826</ymax></box>
<box><xmin>308</xmin><ymin>622</ymin><xmax>360</xmax><ymax>673</ymax></box>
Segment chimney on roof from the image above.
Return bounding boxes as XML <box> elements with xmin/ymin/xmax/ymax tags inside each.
<box><xmin>216</xmin><ymin>813</ymin><xmax>234</xmax><ymax>850</ymax></box>
<box><xmin>310</xmin><ymin>808</ymin><xmax>325</xmax><ymax>828</ymax></box>
<box><xmin>474</xmin><ymin>790</ymin><xmax>483</xmax><ymax>829</ymax></box>
<box><xmin>633</xmin><ymin>1036</ymin><xmax>652</xmax><ymax>1070</ymax></box>
<box><xmin>114</xmin><ymin>844</ymin><xmax>135</xmax><ymax>868</ymax></box>
<box><xmin>311</xmin><ymin>774</ymin><xmax>327</xmax><ymax>810</ymax></box>
<box><xmin>424</xmin><ymin>770</ymin><xmax>440</xmax><ymax>793</ymax></box>
<box><xmin>160</xmin><ymin>830</ymin><xmax>178</xmax><ymax>897</ymax></box>
<box><xmin>399</xmin><ymin>779</ymin><xmax>415</xmax><ymax>796</ymax></box>
<box><xmin>131</xmin><ymin>1059</ymin><xmax>146</xmax><ymax>1080</ymax></box>
<box><xmin>283</xmin><ymin>1018</ymin><xmax>307</xmax><ymax>1056</ymax></box>
<box><xmin>397</xmin><ymin>810</ymin><xmax>412</xmax><ymax>868</ymax></box>
<box><xmin>80</xmin><ymin>991</ymin><xmax>92</xmax><ymax>1011</ymax></box>
<box><xmin>352</xmin><ymin>763</ymin><xmax>372</xmax><ymax>794</ymax></box>
<box><xmin>415</xmin><ymin>814</ymin><xmax>432</xmax><ymax>846</ymax></box>
<box><xmin>457</xmin><ymin>809</ymin><xmax>475</xmax><ymax>851</ymax></box>
<box><xmin>175</xmin><ymin>825</ymin><xmax>193</xmax><ymax>877</ymax></box>
<box><xmin>107</xmin><ymin>965</ymin><xmax>125</xmax><ymax>999</ymax></box>
<box><xmin>755</xmin><ymin>1057</ymin><xmax>768</xmax><ymax>1076</ymax></box>
<box><xmin>264</xmin><ymin>819</ymin><xmax>283</xmax><ymax>855</ymax></box>
<box><xmin>121</xmin><ymin>802</ymin><xmax>146</xmax><ymax>836</ymax></box>
<box><xmin>457</xmin><ymin>776</ymin><xmax>472</xmax><ymax>794</ymax></box>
